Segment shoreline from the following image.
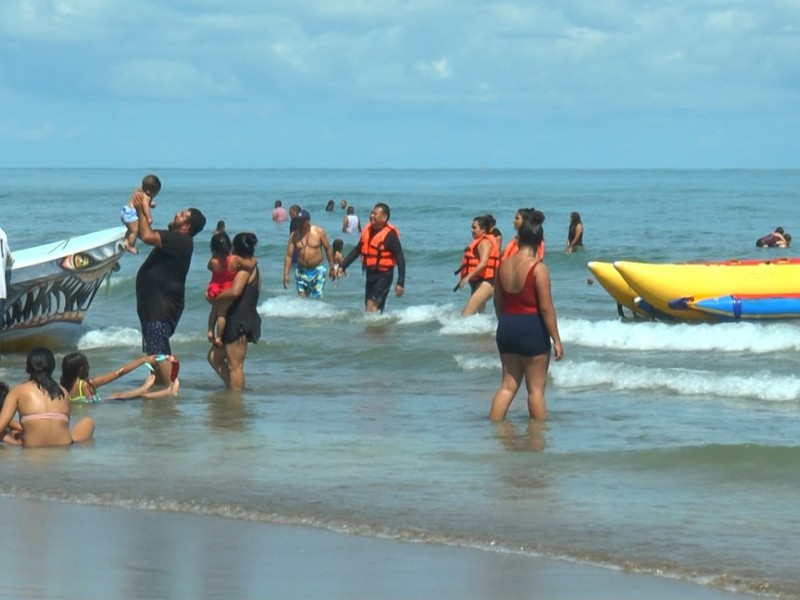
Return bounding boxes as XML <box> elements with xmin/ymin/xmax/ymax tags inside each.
<box><xmin>1</xmin><ymin>496</ymin><xmax>757</xmax><ymax>600</ymax></box>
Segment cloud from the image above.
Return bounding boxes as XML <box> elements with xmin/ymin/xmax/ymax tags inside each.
<box><xmin>109</xmin><ymin>59</ymin><xmax>240</xmax><ymax>99</ymax></box>
<box><xmin>415</xmin><ymin>57</ymin><xmax>453</xmax><ymax>80</ymax></box>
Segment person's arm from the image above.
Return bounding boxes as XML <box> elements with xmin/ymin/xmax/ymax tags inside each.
<box><xmin>89</xmin><ymin>355</ymin><xmax>157</xmax><ymax>388</ymax></box>
<box><xmin>283</xmin><ymin>235</ymin><xmax>294</xmax><ymax>289</ymax></box>
<box><xmin>385</xmin><ymin>230</ymin><xmax>405</xmax><ymax>293</ymax></box>
<box><xmin>0</xmin><ymin>388</ymin><xmax>19</xmax><ymax>433</ymax></box>
<box><xmin>459</xmin><ymin>239</ymin><xmax>490</xmax><ymax>289</ymax></box>
<box><xmin>231</xmin><ymin>255</ymin><xmax>256</xmax><ymax>273</ymax></box>
<box><xmin>318</xmin><ymin>229</ymin><xmax>336</xmax><ymax>280</ymax></box>
<box><xmin>338</xmin><ymin>243</ymin><xmax>362</xmax><ymax>275</ymax></box>
<box><xmin>214</xmin><ymin>268</ymin><xmax>252</xmax><ymax>304</ymax></box>
<box><xmin>493</xmin><ymin>272</ymin><xmax>505</xmax><ymax>319</ymax></box>
<box><xmin>133</xmin><ymin>193</ymin><xmax>162</xmax><ymax>248</ymax></box>
<box><xmin>342</xmin><ymin>216</ymin><xmax>348</xmax><ymax>233</ymax></box>
<box><xmin>357</xmin><ymin>217</ymin><xmax>362</xmax><ymax>233</ymax></box>
<box><xmin>533</xmin><ymin>264</ymin><xmax>563</xmax><ymax>360</ymax></box>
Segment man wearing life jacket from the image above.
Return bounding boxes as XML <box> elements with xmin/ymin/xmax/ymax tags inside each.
<box><xmin>457</xmin><ymin>215</ymin><xmax>500</xmax><ymax>316</ymax></box>
<box><xmin>337</xmin><ymin>202</ymin><xmax>406</xmax><ymax>313</ymax></box>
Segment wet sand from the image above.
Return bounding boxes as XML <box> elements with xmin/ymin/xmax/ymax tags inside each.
<box><xmin>0</xmin><ymin>497</ymin><xmax>754</xmax><ymax>600</ymax></box>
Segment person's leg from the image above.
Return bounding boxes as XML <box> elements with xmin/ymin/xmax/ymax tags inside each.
<box><xmin>521</xmin><ymin>353</ymin><xmax>551</xmax><ymax>420</ymax></box>
<box><xmin>207</xmin><ymin>345</ymin><xmax>230</xmax><ymax>387</ymax></box>
<box><xmin>224</xmin><ymin>337</ymin><xmax>248</xmax><ymax>391</ymax></box>
<box><xmin>123</xmin><ymin>222</ymin><xmax>139</xmax><ymax>254</ymax></box>
<box><xmin>489</xmin><ymin>354</ymin><xmax>524</xmax><ymax>421</ymax></box>
<box><xmin>70</xmin><ymin>416</ymin><xmax>95</xmax><ymax>443</ymax></box>
<box><xmin>461</xmin><ymin>281</ymin><xmax>494</xmax><ymax>316</ymax></box>
<box><xmin>213</xmin><ymin>298</ymin><xmax>233</xmax><ymax>347</ymax></box>
<box><xmin>295</xmin><ymin>267</ymin><xmax>309</xmax><ymax>298</ymax></box>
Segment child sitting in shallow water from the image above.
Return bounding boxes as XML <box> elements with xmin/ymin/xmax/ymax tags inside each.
<box><xmin>206</xmin><ymin>231</ymin><xmax>257</xmax><ymax>347</ymax></box>
<box><xmin>120</xmin><ymin>174</ymin><xmax>161</xmax><ymax>254</ymax></box>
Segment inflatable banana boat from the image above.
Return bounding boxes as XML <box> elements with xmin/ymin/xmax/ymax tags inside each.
<box><xmin>589</xmin><ymin>258</ymin><xmax>800</xmax><ymax>322</ymax></box>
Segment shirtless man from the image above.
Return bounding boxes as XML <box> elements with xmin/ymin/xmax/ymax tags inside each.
<box><xmin>283</xmin><ymin>210</ymin><xmax>336</xmax><ymax>298</ymax></box>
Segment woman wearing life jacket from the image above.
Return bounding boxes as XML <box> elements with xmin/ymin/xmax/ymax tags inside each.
<box><xmin>458</xmin><ymin>215</ymin><xmax>501</xmax><ymax>316</ymax></box>
<box><xmin>490</xmin><ymin>219</ymin><xmax>563</xmax><ymax>421</ymax></box>
<box><xmin>501</xmin><ymin>208</ymin><xmax>545</xmax><ymax>262</ymax></box>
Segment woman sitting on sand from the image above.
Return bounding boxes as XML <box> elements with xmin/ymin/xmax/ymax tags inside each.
<box><xmin>0</xmin><ymin>347</ymin><xmax>95</xmax><ymax>447</ymax></box>
<box><xmin>60</xmin><ymin>352</ymin><xmax>179</xmax><ymax>402</ymax></box>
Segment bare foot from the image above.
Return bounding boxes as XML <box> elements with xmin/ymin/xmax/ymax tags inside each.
<box><xmin>169</xmin><ymin>378</ymin><xmax>180</xmax><ymax>396</ymax></box>
<box><xmin>123</xmin><ymin>242</ymin><xmax>138</xmax><ymax>254</ymax></box>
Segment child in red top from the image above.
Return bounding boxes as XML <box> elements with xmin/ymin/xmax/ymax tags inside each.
<box><xmin>206</xmin><ymin>231</ymin><xmax>256</xmax><ymax>346</ymax></box>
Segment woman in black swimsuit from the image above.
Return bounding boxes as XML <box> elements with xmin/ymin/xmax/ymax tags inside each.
<box><xmin>207</xmin><ymin>233</ymin><xmax>261</xmax><ymax>391</ymax></box>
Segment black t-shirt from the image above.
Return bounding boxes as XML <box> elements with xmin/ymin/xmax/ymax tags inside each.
<box><xmin>136</xmin><ymin>230</ymin><xmax>194</xmax><ymax>327</ymax></box>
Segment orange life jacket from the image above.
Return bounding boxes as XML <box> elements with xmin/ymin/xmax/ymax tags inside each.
<box><xmin>460</xmin><ymin>234</ymin><xmax>500</xmax><ymax>281</ymax></box>
<box><xmin>501</xmin><ymin>238</ymin><xmax>545</xmax><ymax>262</ymax></box>
<box><xmin>361</xmin><ymin>223</ymin><xmax>399</xmax><ymax>271</ymax></box>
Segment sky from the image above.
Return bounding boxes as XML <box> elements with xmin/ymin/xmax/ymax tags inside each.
<box><xmin>1</xmin><ymin>0</ymin><xmax>799</xmax><ymax>169</ymax></box>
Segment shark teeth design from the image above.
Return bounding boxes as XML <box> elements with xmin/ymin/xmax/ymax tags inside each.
<box><xmin>2</xmin><ymin>268</ymin><xmax>113</xmax><ymax>332</ymax></box>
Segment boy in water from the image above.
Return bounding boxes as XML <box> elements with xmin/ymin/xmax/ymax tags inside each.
<box><xmin>121</xmin><ymin>174</ymin><xmax>162</xmax><ymax>253</ymax></box>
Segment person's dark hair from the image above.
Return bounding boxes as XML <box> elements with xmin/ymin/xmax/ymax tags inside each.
<box><xmin>186</xmin><ymin>208</ymin><xmax>207</xmax><ymax>237</ymax></box>
<box><xmin>326</xmin><ymin>200</ymin><xmax>335</xmax><ymax>211</ymax></box>
<box><xmin>333</xmin><ymin>238</ymin><xmax>344</xmax><ymax>253</ymax></box>
<box><xmin>289</xmin><ymin>204</ymin><xmax>301</xmax><ymax>214</ymax></box>
<box><xmin>210</xmin><ymin>231</ymin><xmax>232</xmax><ymax>259</ymax></box>
<box><xmin>142</xmin><ymin>174</ymin><xmax>161</xmax><ymax>196</ymax></box>
<box><xmin>473</xmin><ymin>215</ymin><xmax>493</xmax><ymax>232</ymax></box>
<box><xmin>518</xmin><ymin>207</ymin><xmax>545</xmax><ymax>225</ymax></box>
<box><xmin>518</xmin><ymin>220</ymin><xmax>544</xmax><ymax>251</ymax></box>
<box><xmin>215</xmin><ymin>220</ymin><xmax>226</xmax><ymax>232</ymax></box>
<box><xmin>570</xmin><ymin>211</ymin><xmax>582</xmax><ymax>223</ymax></box>
<box><xmin>232</xmin><ymin>232</ymin><xmax>258</xmax><ymax>258</ymax></box>
<box><xmin>485</xmin><ymin>214</ymin><xmax>497</xmax><ymax>230</ymax></box>
<box><xmin>374</xmin><ymin>202</ymin><xmax>391</xmax><ymax>220</ymax></box>
<box><xmin>784</xmin><ymin>233</ymin><xmax>792</xmax><ymax>246</ymax></box>
<box><xmin>776</xmin><ymin>227</ymin><xmax>785</xmax><ymax>235</ymax></box>
<box><xmin>346</xmin><ymin>206</ymin><xmax>355</xmax><ymax>215</ymax></box>
<box><xmin>274</xmin><ymin>199</ymin><xmax>283</xmax><ymax>208</ymax></box>
<box><xmin>27</xmin><ymin>347</ymin><xmax>62</xmax><ymax>400</ymax></box>
<box><xmin>60</xmin><ymin>352</ymin><xmax>90</xmax><ymax>392</ymax></box>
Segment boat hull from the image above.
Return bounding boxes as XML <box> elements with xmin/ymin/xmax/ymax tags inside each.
<box><xmin>1</xmin><ymin>227</ymin><xmax>126</xmax><ymax>350</ymax></box>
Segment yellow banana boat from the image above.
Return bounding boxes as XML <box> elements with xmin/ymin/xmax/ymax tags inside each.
<box><xmin>587</xmin><ymin>261</ymin><xmax>652</xmax><ymax>319</ymax></box>
<box><xmin>613</xmin><ymin>259</ymin><xmax>800</xmax><ymax>322</ymax></box>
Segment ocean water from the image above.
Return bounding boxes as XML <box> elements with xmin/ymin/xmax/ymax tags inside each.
<box><xmin>2</xmin><ymin>168</ymin><xmax>800</xmax><ymax>597</ymax></box>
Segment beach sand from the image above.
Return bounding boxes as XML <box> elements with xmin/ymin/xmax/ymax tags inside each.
<box><xmin>0</xmin><ymin>497</ymin><xmax>752</xmax><ymax>600</ymax></box>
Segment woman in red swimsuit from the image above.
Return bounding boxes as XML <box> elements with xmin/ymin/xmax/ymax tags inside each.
<box><xmin>490</xmin><ymin>219</ymin><xmax>563</xmax><ymax>421</ymax></box>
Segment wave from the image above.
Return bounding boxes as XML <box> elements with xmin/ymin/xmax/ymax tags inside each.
<box><xmin>563</xmin><ymin>318</ymin><xmax>800</xmax><ymax>354</ymax></box>
<box><xmin>553</xmin><ymin>360</ymin><xmax>800</xmax><ymax>404</ymax></box>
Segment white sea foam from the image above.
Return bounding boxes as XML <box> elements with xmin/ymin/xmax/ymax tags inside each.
<box><xmin>78</xmin><ymin>327</ymin><xmax>142</xmax><ymax>349</ymax></box>
<box><xmin>257</xmin><ymin>297</ymin><xmax>350</xmax><ymax>319</ymax></box>
<box><xmin>454</xmin><ymin>353</ymin><xmax>499</xmax><ymax>371</ymax></box>
<box><xmin>562</xmin><ymin>318</ymin><xmax>800</xmax><ymax>354</ymax></box>
<box><xmin>553</xmin><ymin>360</ymin><xmax>800</xmax><ymax>403</ymax></box>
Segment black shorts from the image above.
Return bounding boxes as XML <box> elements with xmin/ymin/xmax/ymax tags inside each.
<box><xmin>496</xmin><ymin>313</ymin><xmax>551</xmax><ymax>357</ymax></box>
<box><xmin>365</xmin><ymin>270</ymin><xmax>394</xmax><ymax>312</ymax></box>
<box><xmin>141</xmin><ymin>320</ymin><xmax>175</xmax><ymax>355</ymax></box>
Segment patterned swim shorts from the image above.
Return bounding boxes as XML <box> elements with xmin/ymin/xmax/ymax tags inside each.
<box><xmin>141</xmin><ymin>320</ymin><xmax>175</xmax><ymax>355</ymax></box>
<box><xmin>294</xmin><ymin>264</ymin><xmax>327</xmax><ymax>298</ymax></box>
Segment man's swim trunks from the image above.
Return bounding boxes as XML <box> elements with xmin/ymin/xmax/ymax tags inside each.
<box><xmin>365</xmin><ymin>269</ymin><xmax>394</xmax><ymax>312</ymax></box>
<box><xmin>295</xmin><ymin>264</ymin><xmax>327</xmax><ymax>298</ymax></box>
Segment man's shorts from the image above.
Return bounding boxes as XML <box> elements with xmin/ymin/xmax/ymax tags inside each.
<box><xmin>295</xmin><ymin>264</ymin><xmax>327</xmax><ymax>298</ymax></box>
<box><xmin>365</xmin><ymin>269</ymin><xmax>394</xmax><ymax>312</ymax></box>
<box><xmin>141</xmin><ymin>320</ymin><xmax>175</xmax><ymax>355</ymax></box>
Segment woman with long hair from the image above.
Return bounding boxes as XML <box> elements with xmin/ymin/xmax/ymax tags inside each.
<box><xmin>457</xmin><ymin>215</ymin><xmax>501</xmax><ymax>316</ymax></box>
<box><xmin>0</xmin><ymin>347</ymin><xmax>95</xmax><ymax>446</ymax></box>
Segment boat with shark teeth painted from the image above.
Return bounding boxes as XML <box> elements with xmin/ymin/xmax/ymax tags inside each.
<box><xmin>0</xmin><ymin>227</ymin><xmax>126</xmax><ymax>351</ymax></box>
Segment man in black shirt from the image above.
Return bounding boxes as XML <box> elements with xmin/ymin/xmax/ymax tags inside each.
<box><xmin>133</xmin><ymin>194</ymin><xmax>206</xmax><ymax>385</ymax></box>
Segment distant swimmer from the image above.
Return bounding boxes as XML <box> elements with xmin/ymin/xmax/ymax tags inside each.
<box><xmin>326</xmin><ymin>199</ymin><xmax>335</xmax><ymax>212</ymax></box>
<box><xmin>756</xmin><ymin>227</ymin><xmax>790</xmax><ymax>248</ymax></box>
<box><xmin>566</xmin><ymin>211</ymin><xmax>583</xmax><ymax>254</ymax></box>
<box><xmin>342</xmin><ymin>206</ymin><xmax>361</xmax><ymax>233</ymax></box>
<box><xmin>272</xmin><ymin>200</ymin><xmax>288</xmax><ymax>222</ymax></box>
